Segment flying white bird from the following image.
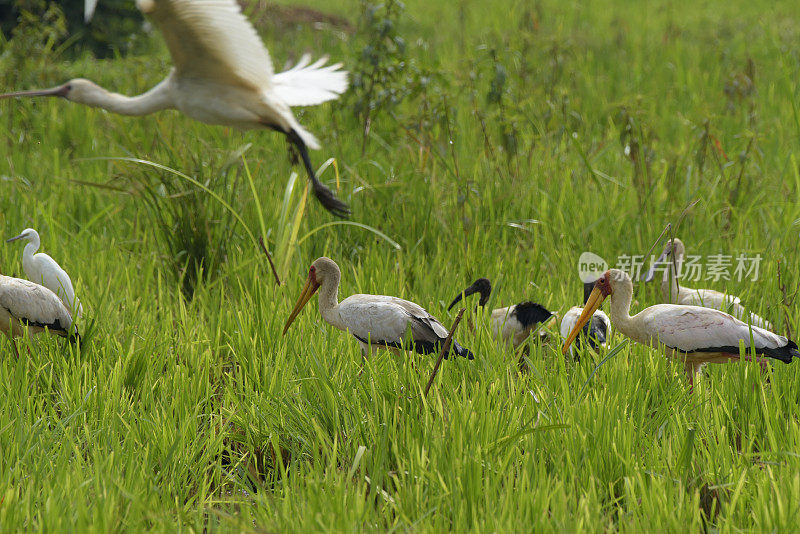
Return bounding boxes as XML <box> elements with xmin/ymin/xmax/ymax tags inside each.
<box><xmin>563</xmin><ymin>269</ymin><xmax>798</xmax><ymax>390</ymax></box>
<box><xmin>1</xmin><ymin>0</ymin><xmax>350</xmax><ymax>217</ymax></box>
<box><xmin>643</xmin><ymin>237</ymin><xmax>772</xmax><ymax>329</ymax></box>
<box><xmin>560</xmin><ymin>280</ymin><xmax>610</xmax><ymax>359</ymax></box>
<box><xmin>283</xmin><ymin>257</ymin><xmax>474</xmax><ymax>360</ymax></box>
<box><xmin>447</xmin><ymin>278</ymin><xmax>555</xmax><ymax>349</ymax></box>
<box><xmin>7</xmin><ymin>228</ymin><xmax>83</xmax><ymax>318</ymax></box>
<box><xmin>0</xmin><ymin>274</ymin><xmax>78</xmax><ymax>358</ymax></box>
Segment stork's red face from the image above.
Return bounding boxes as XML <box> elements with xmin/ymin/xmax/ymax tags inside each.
<box><xmin>282</xmin><ymin>264</ymin><xmax>322</xmax><ymax>335</ymax></box>
<box><xmin>594</xmin><ymin>272</ymin><xmax>613</xmax><ymax>297</ymax></box>
<box><xmin>561</xmin><ymin>270</ymin><xmax>612</xmax><ymax>354</ymax></box>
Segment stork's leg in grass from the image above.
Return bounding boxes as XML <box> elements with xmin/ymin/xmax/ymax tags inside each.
<box><xmin>741</xmin><ymin>354</ymin><xmax>770</xmax><ymax>374</ymax></box>
<box><xmin>3</xmin><ymin>332</ymin><xmax>20</xmax><ymax>359</ymax></box>
<box><xmin>518</xmin><ymin>345</ymin><xmax>530</xmax><ymax>372</ymax></box>
<box><xmin>284</xmin><ymin>129</ymin><xmax>350</xmax><ymax>218</ymax></box>
<box><xmin>740</xmin><ymin>354</ymin><xmax>771</xmax><ymax>386</ymax></box>
<box><xmin>685</xmin><ymin>362</ymin><xmax>703</xmax><ymax>393</ymax></box>
<box><xmin>358</xmin><ymin>343</ymin><xmax>371</xmax><ymax>377</ymax></box>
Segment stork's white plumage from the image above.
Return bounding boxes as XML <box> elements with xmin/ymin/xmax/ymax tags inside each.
<box><xmin>644</xmin><ymin>237</ymin><xmax>772</xmax><ymax>329</ymax></box>
<box><xmin>7</xmin><ymin>228</ymin><xmax>83</xmax><ymax>318</ymax></box>
<box><xmin>1</xmin><ymin>0</ymin><xmax>349</xmax><ymax>217</ymax></box>
<box><xmin>560</xmin><ymin>282</ymin><xmax>609</xmax><ymax>359</ymax></box>
<box><xmin>563</xmin><ymin>269</ymin><xmax>798</xmax><ymax>389</ymax></box>
<box><xmin>0</xmin><ymin>274</ymin><xmax>77</xmax><ymax>358</ymax></box>
<box><xmin>283</xmin><ymin>257</ymin><xmax>474</xmax><ymax>360</ymax></box>
<box><xmin>447</xmin><ymin>278</ymin><xmax>554</xmax><ymax>349</ymax></box>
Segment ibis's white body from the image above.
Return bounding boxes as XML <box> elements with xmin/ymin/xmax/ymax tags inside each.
<box><xmin>491</xmin><ymin>306</ymin><xmax>527</xmax><ymax>348</ymax></box>
<box><xmin>10</xmin><ymin>229</ymin><xmax>83</xmax><ymax>318</ymax></box>
<box><xmin>560</xmin><ymin>306</ymin><xmax>610</xmax><ymax>357</ymax></box>
<box><xmin>0</xmin><ymin>275</ymin><xmax>75</xmax><ymax>338</ymax></box>
<box><xmin>488</xmin><ymin>305</ymin><xmax>554</xmax><ymax>348</ymax></box>
<box><xmin>448</xmin><ymin>279</ymin><xmax>554</xmax><ymax>350</ymax></box>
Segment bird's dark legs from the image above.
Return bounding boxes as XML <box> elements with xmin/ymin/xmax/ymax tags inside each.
<box><xmin>285</xmin><ymin>129</ymin><xmax>350</xmax><ymax>218</ymax></box>
<box><xmin>685</xmin><ymin>362</ymin><xmax>700</xmax><ymax>393</ymax></box>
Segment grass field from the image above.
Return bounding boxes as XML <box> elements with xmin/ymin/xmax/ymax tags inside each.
<box><xmin>2</xmin><ymin>0</ymin><xmax>800</xmax><ymax>530</ymax></box>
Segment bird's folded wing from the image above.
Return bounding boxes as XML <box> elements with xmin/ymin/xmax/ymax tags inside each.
<box><xmin>646</xmin><ymin>305</ymin><xmax>785</xmax><ymax>352</ymax></box>
<box><xmin>339</xmin><ymin>298</ymin><xmax>407</xmax><ymax>343</ymax></box>
<box><xmin>390</xmin><ymin>297</ymin><xmax>449</xmax><ymax>340</ymax></box>
<box><xmin>339</xmin><ymin>295</ymin><xmax>449</xmax><ymax>344</ymax></box>
<box><xmin>0</xmin><ymin>279</ymin><xmax>71</xmax><ymax>334</ymax></box>
<box><xmin>138</xmin><ymin>0</ymin><xmax>274</xmax><ymax>88</ymax></box>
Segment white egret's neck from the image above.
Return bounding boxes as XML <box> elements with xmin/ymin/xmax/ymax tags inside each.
<box><xmin>21</xmin><ymin>232</ymin><xmax>40</xmax><ymax>280</ymax></box>
<box><xmin>24</xmin><ymin>231</ymin><xmax>40</xmax><ymax>252</ymax></box>
<box><xmin>75</xmin><ymin>77</ymin><xmax>174</xmax><ymax>116</ymax></box>
<box><xmin>317</xmin><ymin>269</ymin><xmax>343</xmax><ymax>328</ymax></box>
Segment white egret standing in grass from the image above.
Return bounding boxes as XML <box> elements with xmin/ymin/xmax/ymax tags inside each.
<box><xmin>447</xmin><ymin>278</ymin><xmax>555</xmax><ymax>349</ymax></box>
<box><xmin>1</xmin><ymin>0</ymin><xmax>350</xmax><ymax>217</ymax></box>
<box><xmin>563</xmin><ymin>269</ymin><xmax>798</xmax><ymax>390</ymax></box>
<box><xmin>0</xmin><ymin>274</ymin><xmax>77</xmax><ymax>358</ymax></box>
<box><xmin>643</xmin><ymin>237</ymin><xmax>772</xmax><ymax>329</ymax></box>
<box><xmin>283</xmin><ymin>257</ymin><xmax>474</xmax><ymax>360</ymax></box>
<box><xmin>7</xmin><ymin>228</ymin><xmax>83</xmax><ymax>318</ymax></box>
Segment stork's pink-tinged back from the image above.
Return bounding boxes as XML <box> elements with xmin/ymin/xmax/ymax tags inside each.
<box><xmin>284</xmin><ymin>258</ymin><xmax>474</xmax><ymax>360</ymax></box>
<box><xmin>563</xmin><ymin>269</ymin><xmax>797</xmax><ymax>390</ymax></box>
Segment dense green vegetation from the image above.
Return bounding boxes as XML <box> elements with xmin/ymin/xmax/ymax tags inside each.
<box><xmin>2</xmin><ymin>0</ymin><xmax>800</xmax><ymax>530</ymax></box>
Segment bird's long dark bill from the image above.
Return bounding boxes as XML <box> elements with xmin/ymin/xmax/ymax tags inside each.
<box><xmin>282</xmin><ymin>275</ymin><xmax>320</xmax><ymax>335</ymax></box>
<box><xmin>0</xmin><ymin>86</ymin><xmax>67</xmax><ymax>99</ymax></box>
<box><xmin>642</xmin><ymin>248</ymin><xmax>670</xmax><ymax>282</ymax></box>
<box><xmin>447</xmin><ymin>283</ymin><xmax>478</xmax><ymax>311</ymax></box>
<box><xmin>561</xmin><ymin>287</ymin><xmax>607</xmax><ymax>355</ymax></box>
<box><xmin>5</xmin><ymin>234</ymin><xmax>25</xmax><ymax>243</ymax></box>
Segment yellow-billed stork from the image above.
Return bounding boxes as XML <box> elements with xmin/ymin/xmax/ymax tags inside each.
<box><xmin>0</xmin><ymin>274</ymin><xmax>78</xmax><ymax>358</ymax></box>
<box><xmin>559</xmin><ymin>280</ymin><xmax>610</xmax><ymax>359</ymax></box>
<box><xmin>283</xmin><ymin>257</ymin><xmax>474</xmax><ymax>360</ymax></box>
<box><xmin>644</xmin><ymin>237</ymin><xmax>772</xmax><ymax>329</ymax></box>
<box><xmin>563</xmin><ymin>269</ymin><xmax>797</xmax><ymax>389</ymax></box>
<box><xmin>447</xmin><ymin>278</ymin><xmax>555</xmax><ymax>348</ymax></box>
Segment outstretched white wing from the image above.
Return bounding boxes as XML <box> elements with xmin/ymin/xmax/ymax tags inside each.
<box><xmin>137</xmin><ymin>0</ymin><xmax>274</xmax><ymax>89</ymax></box>
<box><xmin>272</xmin><ymin>55</ymin><xmax>349</xmax><ymax>107</ymax></box>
